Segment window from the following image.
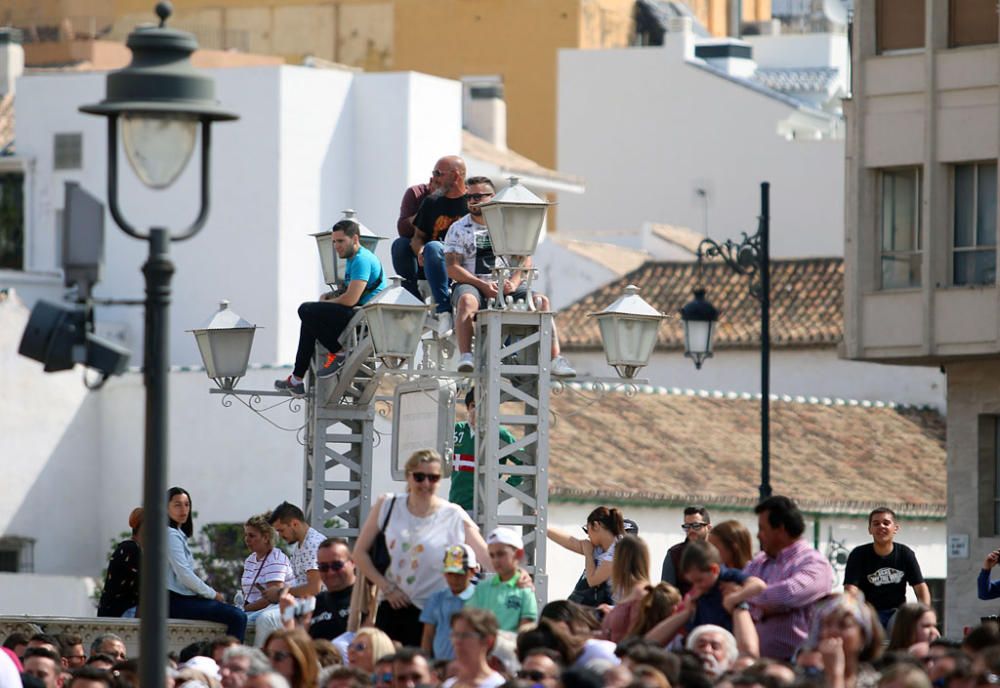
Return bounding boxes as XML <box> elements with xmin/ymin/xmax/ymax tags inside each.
<box><xmin>54</xmin><ymin>133</ymin><xmax>82</xmax><ymax>170</ymax></box>
<box><xmin>0</xmin><ymin>536</ymin><xmax>35</xmax><ymax>573</ymax></box>
<box><xmin>979</xmin><ymin>416</ymin><xmax>1000</xmax><ymax>536</ymax></box>
<box><xmin>954</xmin><ymin>162</ymin><xmax>997</xmax><ymax>285</ymax></box>
<box><xmin>0</xmin><ymin>171</ymin><xmax>24</xmax><ymax>270</ymax></box>
<box><xmin>877</xmin><ymin>0</ymin><xmax>925</xmax><ymax>53</ymax></box>
<box><xmin>880</xmin><ymin>168</ymin><xmax>921</xmax><ymax>289</ymax></box>
<box><xmin>950</xmin><ymin>0</ymin><xmax>999</xmax><ymax>47</ymax></box>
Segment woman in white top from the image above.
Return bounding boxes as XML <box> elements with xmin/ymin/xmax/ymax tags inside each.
<box><xmin>166</xmin><ymin>486</ymin><xmax>247</xmax><ymax>640</ymax></box>
<box><xmin>546</xmin><ymin>506</ymin><xmax>626</xmax><ymax>606</ymax></box>
<box><xmin>240</xmin><ymin>512</ymin><xmax>294</xmax><ymax>644</ymax></box>
<box><xmin>353</xmin><ymin>449</ymin><xmax>489</xmax><ymax>647</ymax></box>
<box><xmin>444</xmin><ymin>608</ymin><xmax>506</xmax><ymax>688</ymax></box>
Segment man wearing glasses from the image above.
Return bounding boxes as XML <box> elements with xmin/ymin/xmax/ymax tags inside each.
<box><xmin>308</xmin><ymin>539</ymin><xmax>358</xmax><ymax>640</ymax></box>
<box><xmin>661</xmin><ymin>505</ymin><xmax>712</xmax><ymax>596</ymax></box>
<box><xmin>408</xmin><ymin>155</ymin><xmax>469</xmax><ymax>336</ymax></box>
<box><xmin>444</xmin><ymin>176</ymin><xmax>575</xmax><ymax>376</ymax></box>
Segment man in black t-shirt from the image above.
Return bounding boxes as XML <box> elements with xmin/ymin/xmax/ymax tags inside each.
<box><xmin>843</xmin><ymin>506</ymin><xmax>930</xmax><ymax>628</ymax></box>
<box><xmin>410</xmin><ymin>155</ymin><xmax>468</xmax><ymax>336</ymax></box>
<box><xmin>308</xmin><ymin>539</ymin><xmax>356</xmax><ymax>641</ymax></box>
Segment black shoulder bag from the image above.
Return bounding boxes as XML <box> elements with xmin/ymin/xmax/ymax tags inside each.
<box><xmin>369</xmin><ymin>496</ymin><xmax>397</xmax><ymax>575</ymax></box>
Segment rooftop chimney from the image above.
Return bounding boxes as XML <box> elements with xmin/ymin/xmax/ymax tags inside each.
<box><xmin>0</xmin><ymin>29</ymin><xmax>24</xmax><ymax>97</ymax></box>
<box><xmin>462</xmin><ymin>76</ymin><xmax>506</xmax><ymax>150</ymax></box>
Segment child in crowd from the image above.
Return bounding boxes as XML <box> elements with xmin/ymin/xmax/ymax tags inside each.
<box><xmin>467</xmin><ymin>528</ymin><xmax>538</xmax><ymax>632</ymax></box>
<box><xmin>420</xmin><ymin>545</ymin><xmax>480</xmax><ymax>660</ymax></box>
<box><xmin>680</xmin><ymin>540</ymin><xmax>766</xmax><ymax>632</ymax></box>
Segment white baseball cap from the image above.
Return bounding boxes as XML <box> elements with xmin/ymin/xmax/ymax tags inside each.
<box><xmin>487</xmin><ymin>527</ymin><xmax>524</xmax><ymax>550</ymax></box>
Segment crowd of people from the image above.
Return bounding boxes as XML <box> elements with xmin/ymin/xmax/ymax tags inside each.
<box><xmin>8</xmin><ymin>451</ymin><xmax>1000</xmax><ymax>688</ymax></box>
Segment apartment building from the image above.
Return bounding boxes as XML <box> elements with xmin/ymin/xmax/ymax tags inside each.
<box><xmin>843</xmin><ymin>0</ymin><xmax>1000</xmax><ymax>634</ymax></box>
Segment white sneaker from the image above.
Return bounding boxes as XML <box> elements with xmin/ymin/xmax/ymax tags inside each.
<box><xmin>457</xmin><ymin>352</ymin><xmax>474</xmax><ymax>373</ymax></box>
<box><xmin>436</xmin><ymin>312</ymin><xmax>454</xmax><ymax>338</ymax></box>
<box><xmin>551</xmin><ymin>355</ymin><xmax>576</xmax><ymax>378</ymax></box>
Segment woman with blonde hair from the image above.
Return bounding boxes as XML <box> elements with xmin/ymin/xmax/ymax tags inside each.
<box><xmin>264</xmin><ymin>628</ymin><xmax>319</xmax><ymax>688</ymax></box>
<box><xmin>353</xmin><ymin>449</ymin><xmax>490</xmax><ymax>647</ymax></box>
<box><xmin>346</xmin><ymin>627</ymin><xmax>394</xmax><ymax>674</ymax></box>
<box><xmin>708</xmin><ymin>520</ymin><xmax>754</xmax><ymax>570</ymax></box>
<box><xmin>600</xmin><ymin>535</ymin><xmax>652</xmax><ymax>642</ymax></box>
<box><xmin>240</xmin><ymin>512</ymin><xmax>294</xmax><ymax>646</ymax></box>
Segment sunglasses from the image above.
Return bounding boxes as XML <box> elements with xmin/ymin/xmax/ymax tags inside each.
<box><xmin>317</xmin><ymin>561</ymin><xmax>347</xmax><ymax>572</ymax></box>
<box><xmin>372</xmin><ymin>673</ymin><xmax>393</xmax><ymax>684</ymax></box>
<box><xmin>411</xmin><ymin>472</ymin><xmax>441</xmax><ymax>483</ymax></box>
<box><xmin>466</xmin><ymin>192</ymin><xmax>494</xmax><ymax>201</ymax></box>
<box><xmin>267</xmin><ymin>650</ymin><xmax>291</xmax><ymax>662</ymax></box>
<box><xmin>432</xmin><ymin>169</ymin><xmax>447</xmax><ymax>177</ymax></box>
<box><xmin>681</xmin><ymin>522</ymin><xmax>709</xmax><ymax>531</ymax></box>
<box><xmin>517</xmin><ymin>670</ymin><xmax>550</xmax><ymax>682</ymax></box>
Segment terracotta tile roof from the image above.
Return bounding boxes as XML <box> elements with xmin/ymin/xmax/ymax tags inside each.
<box><xmin>547</xmin><ymin>387</ymin><xmax>945</xmax><ymax>516</ymax></box>
<box><xmin>556</xmin><ymin>257</ymin><xmax>844</xmax><ymax>351</ymax></box>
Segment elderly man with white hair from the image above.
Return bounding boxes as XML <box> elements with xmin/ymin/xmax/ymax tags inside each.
<box><xmin>686</xmin><ymin>624</ymin><xmax>739</xmax><ymax>678</ymax></box>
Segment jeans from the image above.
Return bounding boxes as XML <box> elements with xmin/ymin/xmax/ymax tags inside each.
<box><xmin>293</xmin><ymin>302</ymin><xmax>357</xmax><ymax>378</ymax></box>
<box><xmin>391</xmin><ymin>237</ymin><xmax>450</xmax><ymax>313</ymax></box>
<box><xmin>168</xmin><ymin>591</ymin><xmax>247</xmax><ymax>641</ymax></box>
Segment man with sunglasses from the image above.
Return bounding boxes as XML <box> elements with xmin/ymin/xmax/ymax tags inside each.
<box><xmin>660</xmin><ymin>505</ymin><xmax>712</xmax><ymax>596</ymax></box>
<box><xmin>308</xmin><ymin>539</ymin><xmax>357</xmax><ymax>641</ymax></box>
<box><xmin>408</xmin><ymin>155</ymin><xmax>469</xmax><ymax>336</ymax></box>
<box><xmin>444</xmin><ymin>176</ymin><xmax>575</xmax><ymax>376</ymax></box>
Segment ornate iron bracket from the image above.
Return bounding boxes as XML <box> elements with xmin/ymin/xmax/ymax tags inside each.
<box><xmin>209</xmin><ymin>388</ymin><xmax>307</xmax><ymax>444</ymax></box>
<box><xmin>696</xmin><ymin>215</ymin><xmax>767</xmax><ymax>303</ymax></box>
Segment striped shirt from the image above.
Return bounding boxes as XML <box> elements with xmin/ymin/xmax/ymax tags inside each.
<box><xmin>241</xmin><ymin>548</ymin><xmax>294</xmax><ymax>605</ymax></box>
<box><xmin>744</xmin><ymin>538</ymin><xmax>833</xmax><ymax>661</ymax></box>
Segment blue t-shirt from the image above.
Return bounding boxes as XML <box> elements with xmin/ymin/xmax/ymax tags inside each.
<box><xmin>419</xmin><ymin>583</ymin><xmax>475</xmax><ymax>660</ymax></box>
<box><xmin>344</xmin><ymin>246</ymin><xmax>386</xmax><ymax>306</ymax></box>
<box><xmin>687</xmin><ymin>565</ymin><xmax>749</xmax><ymax>632</ymax></box>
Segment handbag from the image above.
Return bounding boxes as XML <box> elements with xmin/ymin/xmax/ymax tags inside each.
<box><xmin>369</xmin><ymin>496</ymin><xmax>397</xmax><ymax>575</ymax></box>
<box><xmin>568</xmin><ymin>571</ymin><xmax>613</xmax><ymax>607</ymax></box>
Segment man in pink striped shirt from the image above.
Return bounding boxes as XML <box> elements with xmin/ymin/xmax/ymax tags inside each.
<box><xmin>744</xmin><ymin>496</ymin><xmax>833</xmax><ymax>661</ymax></box>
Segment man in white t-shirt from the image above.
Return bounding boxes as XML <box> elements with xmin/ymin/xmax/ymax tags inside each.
<box><xmin>266</xmin><ymin>501</ymin><xmax>325</xmax><ymax>595</ymax></box>
<box><xmin>443</xmin><ymin>176</ymin><xmax>575</xmax><ymax>377</ymax></box>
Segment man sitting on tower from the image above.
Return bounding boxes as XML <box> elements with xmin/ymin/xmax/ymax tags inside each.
<box><xmin>443</xmin><ymin>175</ymin><xmax>575</xmax><ymax>376</ymax></box>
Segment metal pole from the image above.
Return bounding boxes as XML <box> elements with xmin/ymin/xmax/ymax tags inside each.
<box><xmin>138</xmin><ymin>227</ymin><xmax>173</xmax><ymax>688</ymax></box>
<box><xmin>759</xmin><ymin>182</ymin><xmax>771</xmax><ymax>500</ymax></box>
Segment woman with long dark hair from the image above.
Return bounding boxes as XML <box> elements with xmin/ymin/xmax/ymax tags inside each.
<box><xmin>547</xmin><ymin>506</ymin><xmax>625</xmax><ymax>607</ymax></box>
<box><xmin>166</xmin><ymin>486</ymin><xmax>247</xmax><ymax>640</ymax></box>
<box><xmin>708</xmin><ymin>520</ymin><xmax>754</xmax><ymax>570</ymax></box>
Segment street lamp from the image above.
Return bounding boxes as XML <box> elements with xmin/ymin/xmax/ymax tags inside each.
<box><xmin>479</xmin><ymin>176</ymin><xmax>552</xmax><ymax>257</ymax></box>
<box><xmin>311</xmin><ymin>209</ymin><xmax>386</xmax><ymax>288</ymax></box>
<box><xmin>589</xmin><ymin>285</ymin><xmax>666</xmax><ymax>379</ymax></box>
<box><xmin>79</xmin><ymin>3</ymin><xmax>237</xmax><ymax>686</ymax></box>
<box><xmin>680</xmin><ymin>182</ymin><xmax>771</xmax><ymax>500</ymax></box>
<box><xmin>363</xmin><ymin>277</ymin><xmax>430</xmax><ymax>369</ymax></box>
<box><xmin>189</xmin><ymin>300</ymin><xmax>258</xmax><ymax>390</ymax></box>
<box><xmin>679</xmin><ymin>288</ymin><xmax>719</xmax><ymax>369</ymax></box>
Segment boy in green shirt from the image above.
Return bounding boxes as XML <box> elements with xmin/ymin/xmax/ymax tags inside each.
<box><xmin>449</xmin><ymin>388</ymin><xmax>521</xmax><ymax>512</ymax></box>
<box><xmin>467</xmin><ymin>527</ymin><xmax>537</xmax><ymax>631</ymax></box>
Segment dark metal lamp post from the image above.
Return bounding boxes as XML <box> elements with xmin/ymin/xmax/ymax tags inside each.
<box><xmin>680</xmin><ymin>182</ymin><xmax>771</xmax><ymax>500</ymax></box>
<box><xmin>79</xmin><ymin>4</ymin><xmax>237</xmax><ymax>686</ymax></box>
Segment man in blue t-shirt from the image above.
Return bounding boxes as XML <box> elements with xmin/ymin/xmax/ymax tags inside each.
<box><xmin>275</xmin><ymin>219</ymin><xmax>386</xmax><ymax>395</ymax></box>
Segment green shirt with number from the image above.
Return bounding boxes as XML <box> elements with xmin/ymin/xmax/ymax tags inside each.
<box><xmin>448</xmin><ymin>422</ymin><xmax>521</xmax><ymax>511</ymax></box>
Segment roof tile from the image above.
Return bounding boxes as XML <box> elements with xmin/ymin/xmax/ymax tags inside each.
<box><xmin>556</xmin><ymin>257</ymin><xmax>843</xmax><ymax>350</ymax></box>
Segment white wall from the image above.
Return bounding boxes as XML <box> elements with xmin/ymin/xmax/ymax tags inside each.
<box><xmin>14</xmin><ymin>66</ymin><xmax>462</xmax><ymax>369</ymax></box>
<box><xmin>568</xmin><ymin>347</ymin><xmax>946</xmax><ymax>410</ymax></box>
<box><xmin>556</xmin><ymin>41</ymin><xmax>845</xmax><ymax>259</ymax></box>
<box><xmin>532</xmin><ymin>238</ymin><xmax>621</xmax><ymax>311</ymax></box>
<box><xmin>0</xmin><ymin>574</ymin><xmax>97</xmax><ymax>616</ymax></box>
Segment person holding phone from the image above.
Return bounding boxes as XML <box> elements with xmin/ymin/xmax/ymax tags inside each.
<box><xmin>979</xmin><ymin>547</ymin><xmax>1000</xmax><ymax>600</ymax></box>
